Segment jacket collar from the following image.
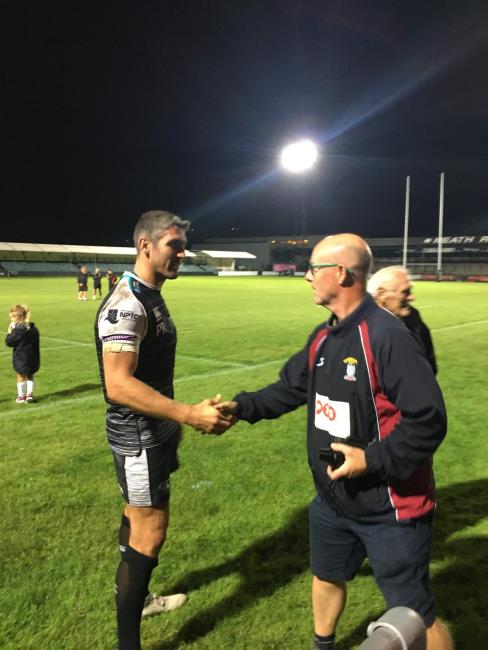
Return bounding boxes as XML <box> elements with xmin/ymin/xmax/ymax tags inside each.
<box><xmin>326</xmin><ymin>293</ymin><xmax>376</xmax><ymax>334</ymax></box>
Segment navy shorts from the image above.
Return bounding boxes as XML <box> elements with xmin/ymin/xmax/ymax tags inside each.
<box><xmin>309</xmin><ymin>495</ymin><xmax>435</xmax><ymax>626</ymax></box>
<box><xmin>112</xmin><ymin>431</ymin><xmax>180</xmax><ymax>507</ymax></box>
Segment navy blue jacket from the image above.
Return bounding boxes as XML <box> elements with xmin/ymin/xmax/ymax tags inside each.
<box><xmin>234</xmin><ymin>294</ymin><xmax>447</xmax><ymax>523</ymax></box>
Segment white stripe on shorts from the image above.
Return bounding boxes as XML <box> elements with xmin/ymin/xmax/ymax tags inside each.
<box><xmin>125</xmin><ymin>450</ymin><xmax>152</xmax><ymax>506</ymax></box>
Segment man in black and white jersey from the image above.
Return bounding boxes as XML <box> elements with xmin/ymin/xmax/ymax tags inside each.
<box><xmin>95</xmin><ymin>210</ymin><xmax>233</xmax><ymax>650</ymax></box>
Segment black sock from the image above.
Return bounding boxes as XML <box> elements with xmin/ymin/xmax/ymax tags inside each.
<box><xmin>118</xmin><ymin>515</ymin><xmax>153</xmax><ymax>604</ymax></box>
<box><xmin>115</xmin><ymin>545</ymin><xmax>158</xmax><ymax>650</ymax></box>
<box><xmin>314</xmin><ymin>632</ymin><xmax>335</xmax><ymax>649</ymax></box>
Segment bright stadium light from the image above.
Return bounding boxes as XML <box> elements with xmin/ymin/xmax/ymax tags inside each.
<box><xmin>280</xmin><ymin>139</ymin><xmax>319</xmax><ymax>173</ymax></box>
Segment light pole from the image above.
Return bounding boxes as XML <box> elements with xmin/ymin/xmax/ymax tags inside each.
<box><xmin>280</xmin><ymin>139</ymin><xmax>319</xmax><ymax>235</ymax></box>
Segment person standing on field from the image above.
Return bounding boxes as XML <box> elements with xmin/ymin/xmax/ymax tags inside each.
<box><xmin>107</xmin><ymin>268</ymin><xmax>118</xmax><ymax>290</ymax></box>
<box><xmin>95</xmin><ymin>210</ymin><xmax>233</xmax><ymax>650</ymax></box>
<box><xmin>218</xmin><ymin>234</ymin><xmax>453</xmax><ymax>650</ymax></box>
<box><xmin>78</xmin><ymin>265</ymin><xmax>88</xmax><ymax>301</ymax></box>
<box><xmin>5</xmin><ymin>304</ymin><xmax>40</xmax><ymax>403</ymax></box>
<box><xmin>92</xmin><ymin>267</ymin><xmax>103</xmax><ymax>299</ymax></box>
<box><xmin>368</xmin><ymin>265</ymin><xmax>437</xmax><ymax>374</ymax></box>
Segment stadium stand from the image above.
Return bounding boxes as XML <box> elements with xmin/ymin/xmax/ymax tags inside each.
<box><xmin>2</xmin><ymin>261</ymin><xmax>77</xmax><ymax>275</ymax></box>
<box><xmin>2</xmin><ymin>236</ymin><xmax>488</xmax><ymax>279</ymax></box>
<box><xmin>194</xmin><ymin>234</ymin><xmax>488</xmax><ymax>279</ymax></box>
<box><xmin>179</xmin><ymin>264</ymin><xmax>218</xmax><ymax>274</ymax></box>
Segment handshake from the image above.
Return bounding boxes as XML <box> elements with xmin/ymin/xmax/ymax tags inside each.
<box><xmin>184</xmin><ymin>394</ymin><xmax>238</xmax><ymax>434</ymax></box>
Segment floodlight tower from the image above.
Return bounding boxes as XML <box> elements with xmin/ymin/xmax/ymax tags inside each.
<box><xmin>280</xmin><ymin>139</ymin><xmax>319</xmax><ymax>235</ymax></box>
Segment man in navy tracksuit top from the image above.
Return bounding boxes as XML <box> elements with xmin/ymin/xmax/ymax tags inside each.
<box><xmin>219</xmin><ymin>234</ymin><xmax>453</xmax><ymax>650</ymax></box>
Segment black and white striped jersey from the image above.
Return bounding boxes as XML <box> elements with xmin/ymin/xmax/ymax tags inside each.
<box><xmin>95</xmin><ymin>271</ymin><xmax>180</xmax><ymax>455</ymax></box>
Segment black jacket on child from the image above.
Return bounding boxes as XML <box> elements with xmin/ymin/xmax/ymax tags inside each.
<box><xmin>5</xmin><ymin>322</ymin><xmax>40</xmax><ymax>375</ymax></box>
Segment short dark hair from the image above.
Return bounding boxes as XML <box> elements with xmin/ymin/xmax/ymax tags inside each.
<box><xmin>133</xmin><ymin>210</ymin><xmax>191</xmax><ymax>250</ymax></box>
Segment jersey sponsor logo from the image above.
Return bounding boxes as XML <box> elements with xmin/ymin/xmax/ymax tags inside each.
<box><xmin>316</xmin><ymin>356</ymin><xmax>325</xmax><ymax>367</ymax></box>
<box><xmin>343</xmin><ymin>356</ymin><xmax>358</xmax><ymax>382</ymax></box>
<box><xmin>105</xmin><ymin>309</ymin><xmax>119</xmax><ymax>324</ymax></box>
<box><xmin>316</xmin><ymin>399</ymin><xmax>336</xmax><ymax>420</ymax></box>
<box><xmin>119</xmin><ymin>310</ymin><xmax>140</xmax><ymax>321</ymax></box>
<box><xmin>103</xmin><ymin>333</ymin><xmax>137</xmax><ymax>343</ymax></box>
<box><xmin>314</xmin><ymin>392</ymin><xmax>350</xmax><ymax>438</ymax></box>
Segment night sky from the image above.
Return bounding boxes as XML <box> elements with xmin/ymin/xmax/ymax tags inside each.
<box><xmin>4</xmin><ymin>1</ymin><xmax>488</xmax><ymax>247</ymax></box>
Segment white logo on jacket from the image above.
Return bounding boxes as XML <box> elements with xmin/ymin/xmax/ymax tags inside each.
<box><xmin>314</xmin><ymin>392</ymin><xmax>350</xmax><ymax>439</ymax></box>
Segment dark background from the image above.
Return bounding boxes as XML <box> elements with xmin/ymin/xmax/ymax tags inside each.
<box><xmin>3</xmin><ymin>0</ymin><xmax>488</xmax><ymax>246</ymax></box>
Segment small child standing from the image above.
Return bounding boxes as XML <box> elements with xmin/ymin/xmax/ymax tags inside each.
<box><xmin>5</xmin><ymin>304</ymin><xmax>41</xmax><ymax>403</ymax></box>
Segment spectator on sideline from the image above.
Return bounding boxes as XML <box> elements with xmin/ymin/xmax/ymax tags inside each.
<box><xmin>95</xmin><ymin>210</ymin><xmax>233</xmax><ymax>650</ymax></box>
<box><xmin>78</xmin><ymin>265</ymin><xmax>88</xmax><ymax>301</ymax></box>
<box><xmin>368</xmin><ymin>266</ymin><xmax>437</xmax><ymax>374</ymax></box>
<box><xmin>92</xmin><ymin>267</ymin><xmax>103</xmax><ymax>300</ymax></box>
<box><xmin>5</xmin><ymin>304</ymin><xmax>40</xmax><ymax>403</ymax></box>
<box><xmin>218</xmin><ymin>234</ymin><xmax>453</xmax><ymax>650</ymax></box>
<box><xmin>107</xmin><ymin>268</ymin><xmax>118</xmax><ymax>291</ymax></box>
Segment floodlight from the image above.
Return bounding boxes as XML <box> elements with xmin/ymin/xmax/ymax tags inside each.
<box><xmin>280</xmin><ymin>139</ymin><xmax>319</xmax><ymax>173</ymax></box>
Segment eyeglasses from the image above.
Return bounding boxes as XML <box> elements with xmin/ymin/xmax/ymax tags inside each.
<box><xmin>308</xmin><ymin>262</ymin><xmax>354</xmax><ymax>275</ymax></box>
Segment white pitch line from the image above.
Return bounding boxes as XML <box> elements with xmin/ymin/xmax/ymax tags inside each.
<box><xmin>43</xmin><ymin>336</ymin><xmax>92</xmax><ymax>347</ymax></box>
<box><xmin>0</xmin><ymin>358</ymin><xmax>285</xmax><ymax>420</ymax></box>
<box><xmin>431</xmin><ymin>319</ymin><xmax>488</xmax><ymax>333</ymax></box>
<box><xmin>0</xmin><ymin>344</ymin><xmax>82</xmax><ymax>357</ymax></box>
<box><xmin>178</xmin><ymin>354</ymin><xmax>248</xmax><ymax>368</ymax></box>
<box><xmin>174</xmin><ymin>358</ymin><xmax>283</xmax><ymax>383</ymax></box>
<box><xmin>41</xmin><ymin>338</ymin><xmax>254</xmax><ymax>368</ymax></box>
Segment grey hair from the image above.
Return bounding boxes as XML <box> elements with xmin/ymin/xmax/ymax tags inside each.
<box><xmin>133</xmin><ymin>210</ymin><xmax>191</xmax><ymax>250</ymax></box>
<box><xmin>367</xmin><ymin>266</ymin><xmax>410</xmax><ymax>297</ymax></box>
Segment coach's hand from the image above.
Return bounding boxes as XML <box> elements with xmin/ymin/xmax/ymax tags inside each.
<box><xmin>216</xmin><ymin>400</ymin><xmax>238</xmax><ymax>417</ymax></box>
<box><xmin>186</xmin><ymin>394</ymin><xmax>236</xmax><ymax>434</ymax></box>
<box><xmin>326</xmin><ymin>443</ymin><xmax>367</xmax><ymax>481</ymax></box>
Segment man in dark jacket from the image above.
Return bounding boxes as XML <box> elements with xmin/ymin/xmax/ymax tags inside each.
<box><xmin>218</xmin><ymin>234</ymin><xmax>452</xmax><ymax>650</ymax></box>
<box><xmin>368</xmin><ymin>266</ymin><xmax>437</xmax><ymax>374</ymax></box>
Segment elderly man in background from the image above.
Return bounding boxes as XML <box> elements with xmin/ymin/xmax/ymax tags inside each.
<box><xmin>368</xmin><ymin>266</ymin><xmax>437</xmax><ymax>374</ymax></box>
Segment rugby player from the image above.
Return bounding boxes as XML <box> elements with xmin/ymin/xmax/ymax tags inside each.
<box><xmin>95</xmin><ymin>210</ymin><xmax>233</xmax><ymax>650</ymax></box>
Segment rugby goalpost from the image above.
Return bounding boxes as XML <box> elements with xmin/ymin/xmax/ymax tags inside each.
<box><xmin>402</xmin><ymin>172</ymin><xmax>445</xmax><ymax>280</ymax></box>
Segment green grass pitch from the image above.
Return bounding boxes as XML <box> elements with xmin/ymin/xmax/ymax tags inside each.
<box><xmin>1</xmin><ymin>276</ymin><xmax>487</xmax><ymax>649</ymax></box>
